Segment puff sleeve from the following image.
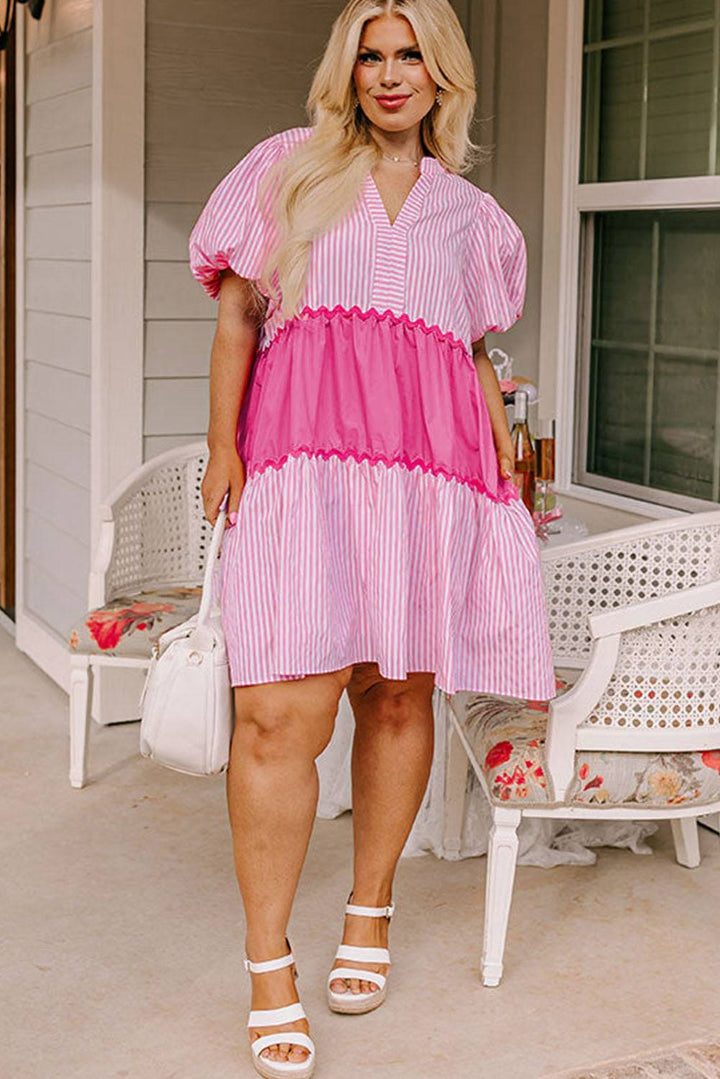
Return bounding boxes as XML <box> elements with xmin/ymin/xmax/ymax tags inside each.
<box><xmin>464</xmin><ymin>192</ymin><xmax>527</xmax><ymax>343</ymax></box>
<box><xmin>188</xmin><ymin>131</ymin><xmax>287</xmax><ymax>300</ymax></box>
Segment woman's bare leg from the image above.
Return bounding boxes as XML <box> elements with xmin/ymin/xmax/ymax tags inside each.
<box><xmin>329</xmin><ymin>664</ymin><xmax>436</xmax><ymax>995</ymax></box>
<box><xmin>228</xmin><ymin>666</ymin><xmax>353</xmax><ymax>1063</ymax></box>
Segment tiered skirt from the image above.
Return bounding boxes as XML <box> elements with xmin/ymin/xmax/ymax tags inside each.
<box><xmin>217</xmin><ymin>305</ymin><xmax>556</xmax><ymax>699</ymax></box>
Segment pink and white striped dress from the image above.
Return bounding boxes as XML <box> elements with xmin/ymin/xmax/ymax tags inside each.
<box><xmin>189</xmin><ymin>125</ymin><xmax>556</xmax><ymax>699</ymax></box>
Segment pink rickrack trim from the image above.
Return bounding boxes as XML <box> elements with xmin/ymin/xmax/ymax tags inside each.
<box><xmin>246</xmin><ymin>446</ymin><xmax>520</xmax><ymax>506</ymax></box>
<box><xmin>256</xmin><ymin>303</ymin><xmax>473</xmax><ymax>360</ymax></box>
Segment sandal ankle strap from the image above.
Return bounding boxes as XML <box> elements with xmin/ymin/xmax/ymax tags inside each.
<box><xmin>244</xmin><ymin>950</ymin><xmax>295</xmax><ymax>974</ymax></box>
<box><xmin>345</xmin><ymin>900</ymin><xmax>394</xmax><ymax>919</ymax></box>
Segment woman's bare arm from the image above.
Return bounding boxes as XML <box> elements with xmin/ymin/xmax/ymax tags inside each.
<box><xmin>201</xmin><ymin>269</ymin><xmax>262</xmax><ymax>526</ymax></box>
<box><xmin>471</xmin><ymin>336</ymin><xmax>514</xmax><ymax>481</ymax></box>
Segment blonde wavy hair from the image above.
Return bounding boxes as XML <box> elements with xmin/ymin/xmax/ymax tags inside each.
<box><xmin>245</xmin><ymin>0</ymin><xmax>483</xmax><ymax>324</ymax></box>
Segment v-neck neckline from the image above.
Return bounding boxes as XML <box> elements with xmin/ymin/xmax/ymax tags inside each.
<box><xmin>364</xmin><ymin>155</ymin><xmax>438</xmax><ymax>230</ymax></box>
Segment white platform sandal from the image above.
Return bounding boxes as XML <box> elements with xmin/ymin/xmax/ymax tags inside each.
<box><xmin>326</xmin><ymin>895</ymin><xmax>394</xmax><ymax>1015</ymax></box>
<box><xmin>245</xmin><ymin>945</ymin><xmax>316</xmax><ymax>1079</ymax></box>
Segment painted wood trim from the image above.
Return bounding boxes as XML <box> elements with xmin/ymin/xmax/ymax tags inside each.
<box><xmin>538</xmin><ymin>0</ymin><xmax>585</xmax><ymax>483</ymax></box>
<box><xmin>88</xmin><ymin>0</ymin><xmax>146</xmax><ymax>721</ymax></box>
<box><xmin>575</xmin><ymin>176</ymin><xmax>720</xmax><ymax>210</ymax></box>
<box><xmin>16</xmin><ymin>607</ymin><xmax>72</xmax><ymax>692</ymax></box>
<box><xmin>90</xmin><ymin>0</ymin><xmax>145</xmax><ymax>560</ymax></box>
<box><xmin>14</xmin><ymin>8</ymin><xmax>26</xmax><ymax>643</ymax></box>
<box><xmin>554</xmin><ymin>480</ymin><xmax>686</xmax><ymax>519</ymax></box>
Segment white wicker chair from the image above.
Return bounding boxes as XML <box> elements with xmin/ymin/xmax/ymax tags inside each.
<box><xmin>442</xmin><ymin>509</ymin><xmax>720</xmax><ymax>987</ymax></box>
<box><xmin>67</xmin><ymin>442</ymin><xmax>213</xmax><ymax>788</ymax></box>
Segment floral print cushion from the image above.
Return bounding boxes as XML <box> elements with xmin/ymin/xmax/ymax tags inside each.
<box><xmin>459</xmin><ymin>669</ymin><xmax>720</xmax><ymax>809</ymax></box>
<box><xmin>67</xmin><ymin>586</ymin><xmax>203</xmax><ymax>658</ymax></box>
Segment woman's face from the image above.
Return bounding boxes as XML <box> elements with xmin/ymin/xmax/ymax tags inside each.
<box><xmin>353</xmin><ymin>14</ymin><xmax>436</xmax><ymax>136</ymax></box>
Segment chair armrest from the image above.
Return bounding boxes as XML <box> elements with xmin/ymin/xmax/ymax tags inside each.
<box><xmin>588</xmin><ymin>580</ymin><xmax>720</xmax><ymax>640</ymax></box>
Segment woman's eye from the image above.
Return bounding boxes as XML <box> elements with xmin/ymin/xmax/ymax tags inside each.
<box><xmin>359</xmin><ymin>50</ymin><xmax>423</xmax><ymax>63</ymax></box>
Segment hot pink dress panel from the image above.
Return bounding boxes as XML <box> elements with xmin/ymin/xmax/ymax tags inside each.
<box><xmin>188</xmin><ymin>126</ymin><xmax>556</xmax><ymax>698</ymax></box>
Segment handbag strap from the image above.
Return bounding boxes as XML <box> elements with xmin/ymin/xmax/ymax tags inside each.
<box><xmin>195</xmin><ymin>491</ymin><xmax>229</xmax><ymax>630</ymax></box>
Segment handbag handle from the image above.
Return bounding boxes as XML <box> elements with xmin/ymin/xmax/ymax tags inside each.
<box><xmin>196</xmin><ymin>491</ymin><xmax>229</xmax><ymax>630</ymax></box>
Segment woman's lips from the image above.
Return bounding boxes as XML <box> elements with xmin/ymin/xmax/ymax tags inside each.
<box><xmin>375</xmin><ymin>95</ymin><xmax>410</xmax><ymax>110</ymax></box>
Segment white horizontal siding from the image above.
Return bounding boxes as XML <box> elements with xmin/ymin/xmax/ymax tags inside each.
<box><xmin>142</xmin><ymin>1</ymin><xmax>371</xmax><ymax>460</ymax></box>
<box><xmin>26</xmin><ymin>86</ymin><xmax>92</xmax><ymax>156</ymax></box>
<box><xmin>26</xmin><ymin>26</ymin><xmax>92</xmax><ymax>104</ymax></box>
<box><xmin>26</xmin><ymin>0</ymin><xmax>92</xmax><ymax>53</ymax></box>
<box><xmin>26</xmin><ymin>204</ymin><xmax>91</xmax><ymax>259</ymax></box>
<box><xmin>25</xmin><ymin>508</ymin><xmax>90</xmax><ymax>602</ymax></box>
<box><xmin>143</xmin><ymin>1</ymin><xmax>336</xmax><ymax>459</ymax></box>
<box><xmin>144</xmin><ymin>378</ymin><xmax>209</xmax><ymax>436</ymax></box>
<box><xmin>26</xmin><ymin>461</ymin><xmax>90</xmax><ymax>545</ymax></box>
<box><xmin>26</xmin><ymin>362</ymin><xmax>91</xmax><ymax>433</ymax></box>
<box><xmin>25</xmin><ymin>311</ymin><xmax>91</xmax><ymax>375</ymax></box>
<box><xmin>25</xmin><ymin>411</ymin><xmax>91</xmax><ymax>490</ymax></box>
<box><xmin>24</xmin><ymin>559</ymin><xmax>87</xmax><ymax>639</ymax></box>
<box><xmin>146</xmin><ymin>201</ymin><xmax>200</xmax><ymax>259</ymax></box>
<box><xmin>23</xmin><ymin>0</ymin><xmax>93</xmax><ymax>637</ymax></box>
<box><xmin>26</xmin><ymin>259</ymin><xmax>91</xmax><ymax>318</ymax></box>
<box><xmin>144</xmin><ymin>434</ymin><xmax>206</xmax><ymax>460</ymax></box>
<box><xmin>25</xmin><ymin>146</ymin><xmax>91</xmax><ymax>207</ymax></box>
<box><xmin>145</xmin><ymin>147</ymin><xmax>254</xmax><ymax>204</ymax></box>
<box><xmin>145</xmin><ymin>320</ymin><xmax>214</xmax><ymax>378</ymax></box>
<box><xmin>147</xmin><ymin>0</ymin><xmax>340</xmax><ymax>35</ymax></box>
<box><xmin>145</xmin><ymin>261</ymin><xmax>213</xmax><ymax>321</ymax></box>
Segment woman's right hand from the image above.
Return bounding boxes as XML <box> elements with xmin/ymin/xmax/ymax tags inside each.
<box><xmin>201</xmin><ymin>447</ymin><xmax>246</xmax><ymax>528</ymax></box>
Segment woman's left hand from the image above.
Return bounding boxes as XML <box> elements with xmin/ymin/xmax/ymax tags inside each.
<box><xmin>498</xmin><ymin>452</ymin><xmax>514</xmax><ymax>481</ymax></box>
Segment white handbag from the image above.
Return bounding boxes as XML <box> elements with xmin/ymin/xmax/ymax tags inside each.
<box><xmin>138</xmin><ymin>496</ymin><xmax>233</xmax><ymax>776</ymax></box>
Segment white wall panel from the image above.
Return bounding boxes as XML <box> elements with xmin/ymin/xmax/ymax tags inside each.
<box><xmin>143</xmin><ymin>0</ymin><xmax>324</xmax><ymax>456</ymax></box>
<box><xmin>25</xmin><ymin>461</ymin><xmax>90</xmax><ymax>545</ymax></box>
<box><xmin>145</xmin><ymin>261</ymin><xmax>212</xmax><ymax>321</ymax></box>
<box><xmin>145</xmin><ymin>320</ymin><xmax>214</xmax><ymax>378</ymax></box>
<box><xmin>25</xmin><ymin>0</ymin><xmax>92</xmax><ymax>53</ymax></box>
<box><xmin>25</xmin><ymin>26</ymin><xmax>92</xmax><ymax>104</ymax></box>
<box><xmin>146</xmin><ymin>202</ymin><xmax>202</xmax><ymax>260</ymax></box>
<box><xmin>25</xmin><ymin>205</ymin><xmax>91</xmax><ymax>260</ymax></box>
<box><xmin>25</xmin><ymin>508</ymin><xmax>89</xmax><ymax>600</ymax></box>
<box><xmin>25</xmin><ymin>411</ymin><xmax>91</xmax><ymax>490</ymax></box>
<box><xmin>25</xmin><ymin>311</ymin><xmax>91</xmax><ymax>375</ymax></box>
<box><xmin>26</xmin><ymin>258</ymin><xmax>91</xmax><ymax>318</ymax></box>
<box><xmin>25</xmin><ymin>86</ymin><xmax>92</xmax><ymax>156</ymax></box>
<box><xmin>144</xmin><ymin>434</ymin><xmax>206</xmax><ymax>459</ymax></box>
<box><xmin>22</xmin><ymin>0</ymin><xmax>94</xmax><ymax>638</ymax></box>
<box><xmin>25</xmin><ymin>146</ymin><xmax>91</xmax><ymax>207</ymax></box>
<box><xmin>144</xmin><ymin>378</ymin><xmax>209</xmax><ymax>437</ymax></box>
<box><xmin>24</xmin><ymin>560</ymin><xmax>86</xmax><ymax>638</ymax></box>
<box><xmin>26</xmin><ymin>362</ymin><xmax>90</xmax><ymax>433</ymax></box>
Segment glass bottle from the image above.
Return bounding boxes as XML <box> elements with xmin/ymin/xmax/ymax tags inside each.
<box><xmin>511</xmin><ymin>389</ymin><xmax>536</xmax><ymax>514</ymax></box>
<box><xmin>535</xmin><ymin>417</ymin><xmax>556</xmax><ymax>517</ymax></box>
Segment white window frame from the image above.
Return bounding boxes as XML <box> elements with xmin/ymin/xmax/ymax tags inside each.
<box><xmin>539</xmin><ymin>0</ymin><xmax>720</xmax><ymax>520</ymax></box>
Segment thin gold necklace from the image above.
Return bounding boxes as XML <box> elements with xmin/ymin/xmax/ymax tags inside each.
<box><xmin>380</xmin><ymin>150</ymin><xmax>422</xmax><ymax>165</ymax></box>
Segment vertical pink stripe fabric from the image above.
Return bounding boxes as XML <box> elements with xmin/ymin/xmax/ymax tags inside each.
<box><xmin>190</xmin><ymin>126</ymin><xmax>556</xmax><ymax>699</ymax></box>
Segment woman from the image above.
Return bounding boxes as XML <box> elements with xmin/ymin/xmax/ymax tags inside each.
<box><xmin>189</xmin><ymin>1</ymin><xmax>556</xmax><ymax>1075</ymax></box>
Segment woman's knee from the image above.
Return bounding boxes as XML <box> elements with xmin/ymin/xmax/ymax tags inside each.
<box><xmin>231</xmin><ymin>669</ymin><xmax>351</xmax><ymax>764</ymax></box>
<box><xmin>348</xmin><ymin>668</ymin><xmax>435</xmax><ymax>732</ymax></box>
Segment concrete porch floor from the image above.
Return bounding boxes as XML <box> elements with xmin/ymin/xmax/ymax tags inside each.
<box><xmin>3</xmin><ymin>627</ymin><xmax>719</xmax><ymax>1079</ymax></box>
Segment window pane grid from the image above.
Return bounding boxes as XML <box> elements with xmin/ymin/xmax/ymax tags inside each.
<box><xmin>580</xmin><ymin>210</ymin><xmax>720</xmax><ymax>506</ymax></box>
<box><xmin>582</xmin><ymin>0</ymin><xmax>720</xmax><ymax>181</ymax></box>
<box><xmin>584</xmin><ymin>17</ymin><xmax>717</xmax><ymax>51</ymax></box>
